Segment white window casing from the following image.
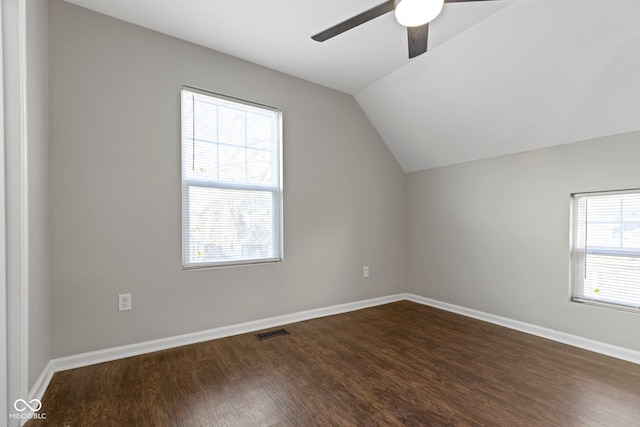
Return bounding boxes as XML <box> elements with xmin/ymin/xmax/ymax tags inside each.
<box><xmin>181</xmin><ymin>87</ymin><xmax>283</xmax><ymax>269</ymax></box>
<box><xmin>571</xmin><ymin>189</ymin><xmax>640</xmax><ymax>312</ymax></box>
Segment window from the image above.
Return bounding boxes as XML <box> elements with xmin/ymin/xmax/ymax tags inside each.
<box><xmin>571</xmin><ymin>190</ymin><xmax>640</xmax><ymax>311</ymax></box>
<box><xmin>181</xmin><ymin>87</ymin><xmax>283</xmax><ymax>268</ymax></box>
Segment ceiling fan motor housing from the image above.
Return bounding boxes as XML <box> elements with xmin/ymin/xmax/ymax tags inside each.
<box><xmin>395</xmin><ymin>0</ymin><xmax>445</xmax><ymax>28</ymax></box>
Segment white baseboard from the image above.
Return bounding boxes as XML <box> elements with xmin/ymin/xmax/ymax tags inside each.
<box><xmin>48</xmin><ymin>293</ymin><xmax>405</xmax><ymax>374</ymax></box>
<box><xmin>404</xmin><ymin>293</ymin><xmax>640</xmax><ymax>365</ymax></box>
<box><xmin>13</xmin><ymin>360</ymin><xmax>54</xmax><ymax>425</ymax></box>
<box><xmin>30</xmin><ymin>292</ymin><xmax>640</xmax><ymax>408</ymax></box>
<box><xmin>28</xmin><ymin>360</ymin><xmax>54</xmax><ymax>403</ymax></box>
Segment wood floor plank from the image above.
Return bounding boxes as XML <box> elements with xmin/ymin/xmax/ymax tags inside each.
<box><xmin>26</xmin><ymin>301</ymin><xmax>640</xmax><ymax>426</ymax></box>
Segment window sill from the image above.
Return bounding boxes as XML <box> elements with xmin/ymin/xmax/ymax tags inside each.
<box><xmin>571</xmin><ymin>297</ymin><xmax>640</xmax><ymax>314</ymax></box>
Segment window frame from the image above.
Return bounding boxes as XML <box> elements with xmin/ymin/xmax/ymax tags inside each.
<box><xmin>181</xmin><ymin>86</ymin><xmax>283</xmax><ymax>269</ymax></box>
<box><xmin>570</xmin><ymin>188</ymin><xmax>640</xmax><ymax>313</ymax></box>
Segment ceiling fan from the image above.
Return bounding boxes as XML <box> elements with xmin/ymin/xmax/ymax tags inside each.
<box><xmin>312</xmin><ymin>0</ymin><xmax>498</xmax><ymax>59</ymax></box>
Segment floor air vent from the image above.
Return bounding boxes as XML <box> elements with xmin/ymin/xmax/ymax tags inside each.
<box><xmin>256</xmin><ymin>328</ymin><xmax>290</xmax><ymax>340</ymax></box>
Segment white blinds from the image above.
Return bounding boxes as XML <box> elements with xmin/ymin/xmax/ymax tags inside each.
<box><xmin>571</xmin><ymin>190</ymin><xmax>640</xmax><ymax>310</ymax></box>
<box><xmin>181</xmin><ymin>87</ymin><xmax>282</xmax><ymax>268</ymax></box>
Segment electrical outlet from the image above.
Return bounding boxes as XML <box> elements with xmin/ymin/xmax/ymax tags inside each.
<box><xmin>118</xmin><ymin>293</ymin><xmax>132</xmax><ymax>312</ymax></box>
<box><xmin>363</xmin><ymin>266</ymin><xmax>370</xmax><ymax>278</ymax></box>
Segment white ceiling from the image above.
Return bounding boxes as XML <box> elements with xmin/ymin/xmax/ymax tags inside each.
<box><xmin>64</xmin><ymin>0</ymin><xmax>640</xmax><ymax>172</ymax></box>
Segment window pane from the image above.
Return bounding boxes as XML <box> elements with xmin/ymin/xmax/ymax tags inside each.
<box><xmin>587</xmin><ymin>223</ymin><xmax>621</xmax><ymax>249</ymax></box>
<box><xmin>186</xmin><ymin>186</ymin><xmax>275</xmax><ymax>265</ymax></box>
<box><xmin>623</xmin><ymin>226</ymin><xmax>640</xmax><ymax>249</ymax></box>
<box><xmin>183</xmin><ymin>93</ymin><xmax>219</xmax><ymax>143</ymax></box>
<box><xmin>585</xmin><ymin>196</ymin><xmax>620</xmax><ymax>222</ymax></box>
<box><xmin>585</xmin><ymin>193</ymin><xmax>640</xmax><ymax>251</ymax></box>
<box><xmin>584</xmin><ymin>254</ymin><xmax>640</xmax><ymax>306</ymax></box>
<box><xmin>247</xmin><ymin>148</ymin><xmax>273</xmax><ymax>185</ymax></box>
<box><xmin>218</xmin><ymin>106</ymin><xmax>246</xmax><ymax>147</ymax></box>
<box><xmin>218</xmin><ymin>144</ymin><xmax>246</xmax><ymax>183</ymax></box>
<box><xmin>247</xmin><ymin>112</ymin><xmax>275</xmax><ymax>150</ymax></box>
<box><xmin>183</xmin><ymin>140</ymin><xmax>218</xmax><ymax>181</ymax></box>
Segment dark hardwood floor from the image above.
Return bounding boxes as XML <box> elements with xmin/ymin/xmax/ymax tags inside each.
<box><xmin>28</xmin><ymin>301</ymin><xmax>640</xmax><ymax>426</ymax></box>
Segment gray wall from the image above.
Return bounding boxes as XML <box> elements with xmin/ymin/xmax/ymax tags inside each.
<box><xmin>406</xmin><ymin>131</ymin><xmax>640</xmax><ymax>352</ymax></box>
<box><xmin>49</xmin><ymin>0</ymin><xmax>405</xmax><ymax>358</ymax></box>
<box><xmin>27</xmin><ymin>0</ymin><xmax>51</xmax><ymax>391</ymax></box>
<box><xmin>46</xmin><ymin>0</ymin><xmax>640</xmax><ymax>364</ymax></box>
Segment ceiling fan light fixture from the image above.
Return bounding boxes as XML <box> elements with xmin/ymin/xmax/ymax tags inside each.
<box><xmin>395</xmin><ymin>0</ymin><xmax>444</xmax><ymax>27</ymax></box>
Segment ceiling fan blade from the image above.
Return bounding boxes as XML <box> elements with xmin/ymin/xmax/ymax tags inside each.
<box><xmin>312</xmin><ymin>0</ymin><xmax>395</xmax><ymax>42</ymax></box>
<box><xmin>407</xmin><ymin>23</ymin><xmax>429</xmax><ymax>58</ymax></box>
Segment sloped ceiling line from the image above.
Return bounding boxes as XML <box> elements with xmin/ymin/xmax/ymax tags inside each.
<box><xmin>65</xmin><ymin>0</ymin><xmax>640</xmax><ymax>172</ymax></box>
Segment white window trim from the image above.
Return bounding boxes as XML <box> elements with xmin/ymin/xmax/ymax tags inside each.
<box><xmin>570</xmin><ymin>188</ymin><xmax>640</xmax><ymax>313</ymax></box>
<box><xmin>181</xmin><ymin>86</ymin><xmax>283</xmax><ymax>269</ymax></box>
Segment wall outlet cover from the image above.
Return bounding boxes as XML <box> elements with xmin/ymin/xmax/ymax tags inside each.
<box><xmin>118</xmin><ymin>293</ymin><xmax>132</xmax><ymax>312</ymax></box>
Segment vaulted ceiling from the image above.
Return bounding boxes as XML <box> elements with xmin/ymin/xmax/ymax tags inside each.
<box><xmin>65</xmin><ymin>0</ymin><xmax>640</xmax><ymax>172</ymax></box>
